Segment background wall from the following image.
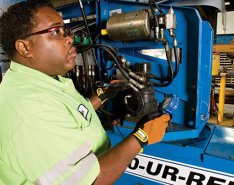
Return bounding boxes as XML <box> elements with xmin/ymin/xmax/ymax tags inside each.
<box><xmin>217</xmin><ymin>11</ymin><xmax>234</xmax><ymax>34</ymax></box>
<box><xmin>0</xmin><ymin>0</ymin><xmax>23</xmax><ymax>15</ymax></box>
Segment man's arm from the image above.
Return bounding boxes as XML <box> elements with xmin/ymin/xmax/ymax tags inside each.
<box><xmin>89</xmin><ymin>95</ymin><xmax>102</xmax><ymax>110</ymax></box>
<box><xmin>89</xmin><ymin>94</ymin><xmax>140</xmax><ymax>184</ymax></box>
<box><xmin>94</xmin><ymin>114</ymin><xmax>170</xmax><ymax>185</ymax></box>
<box><xmin>94</xmin><ymin>135</ymin><xmax>141</xmax><ymax>185</ymax></box>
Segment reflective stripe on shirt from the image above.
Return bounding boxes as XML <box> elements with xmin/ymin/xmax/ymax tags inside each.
<box><xmin>35</xmin><ymin>141</ymin><xmax>97</xmax><ymax>185</ymax></box>
<box><xmin>61</xmin><ymin>153</ymin><xmax>97</xmax><ymax>185</ymax></box>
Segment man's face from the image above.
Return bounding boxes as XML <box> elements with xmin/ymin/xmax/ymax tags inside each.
<box><xmin>28</xmin><ymin>7</ymin><xmax>76</xmax><ymax>76</ymax></box>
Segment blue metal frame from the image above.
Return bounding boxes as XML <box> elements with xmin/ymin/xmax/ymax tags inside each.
<box><xmin>55</xmin><ymin>1</ymin><xmax>234</xmax><ymax>184</ymax></box>
<box><xmin>216</xmin><ymin>34</ymin><xmax>234</xmax><ymax>44</ymax></box>
<box><xmin>57</xmin><ymin>1</ymin><xmax>96</xmax><ymax>20</ymax></box>
<box><xmin>97</xmin><ymin>0</ymin><xmax>213</xmax><ymax>142</ymax></box>
<box><xmin>95</xmin><ymin>1</ymin><xmax>234</xmax><ymax>184</ymax></box>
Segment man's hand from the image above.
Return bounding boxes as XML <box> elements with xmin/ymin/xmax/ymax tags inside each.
<box><xmin>132</xmin><ymin>114</ymin><xmax>170</xmax><ymax>147</ymax></box>
<box><xmin>97</xmin><ymin>82</ymin><xmax>129</xmax><ymax>104</ymax></box>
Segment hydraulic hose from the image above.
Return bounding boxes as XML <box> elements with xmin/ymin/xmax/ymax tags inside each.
<box><xmin>94</xmin><ymin>43</ymin><xmax>131</xmax><ymax>73</ymax></box>
<box><xmin>78</xmin><ymin>0</ymin><xmax>101</xmax><ymax>79</ymax></box>
<box><xmin>150</xmin><ymin>40</ymin><xmax>174</xmax><ymax>86</ymax></box>
<box><xmin>80</xmin><ymin>44</ymin><xmax>131</xmax><ymax>80</ymax></box>
<box><xmin>173</xmin><ymin>45</ymin><xmax>179</xmax><ymax>78</ymax></box>
<box><xmin>149</xmin><ymin>0</ymin><xmax>159</xmax><ymax>38</ymax></box>
<box><xmin>152</xmin><ymin>1</ymin><xmax>165</xmax><ymax>15</ymax></box>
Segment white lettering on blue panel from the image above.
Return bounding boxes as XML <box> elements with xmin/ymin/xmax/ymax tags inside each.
<box><xmin>126</xmin><ymin>154</ymin><xmax>234</xmax><ymax>185</ymax></box>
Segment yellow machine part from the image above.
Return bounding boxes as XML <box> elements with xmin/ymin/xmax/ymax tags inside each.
<box><xmin>212</xmin><ymin>53</ymin><xmax>220</xmax><ymax>76</ymax></box>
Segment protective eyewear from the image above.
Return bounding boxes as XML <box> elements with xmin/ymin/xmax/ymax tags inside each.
<box><xmin>27</xmin><ymin>25</ymin><xmax>74</xmax><ymax>38</ymax></box>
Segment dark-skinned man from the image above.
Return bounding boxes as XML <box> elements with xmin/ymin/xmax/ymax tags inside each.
<box><xmin>0</xmin><ymin>1</ymin><xmax>170</xmax><ymax>184</ymax></box>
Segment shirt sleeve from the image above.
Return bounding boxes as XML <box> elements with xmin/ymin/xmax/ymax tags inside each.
<box><xmin>6</xmin><ymin>101</ymin><xmax>100</xmax><ymax>185</ymax></box>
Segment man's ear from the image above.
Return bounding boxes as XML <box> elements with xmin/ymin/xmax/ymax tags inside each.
<box><xmin>15</xmin><ymin>40</ymin><xmax>33</xmax><ymax>58</ymax></box>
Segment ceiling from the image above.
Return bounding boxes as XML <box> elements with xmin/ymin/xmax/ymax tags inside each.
<box><xmin>49</xmin><ymin>0</ymin><xmax>234</xmax><ymax>11</ymax></box>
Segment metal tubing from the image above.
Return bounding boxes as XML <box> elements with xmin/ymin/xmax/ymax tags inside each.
<box><xmin>218</xmin><ymin>73</ymin><xmax>226</xmax><ymax>122</ymax></box>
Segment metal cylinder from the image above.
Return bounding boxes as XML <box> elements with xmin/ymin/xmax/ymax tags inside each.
<box><xmin>212</xmin><ymin>52</ymin><xmax>220</xmax><ymax>76</ymax></box>
<box><xmin>125</xmin><ymin>86</ymin><xmax>158</xmax><ymax>117</ymax></box>
<box><xmin>106</xmin><ymin>9</ymin><xmax>151</xmax><ymax>41</ymax></box>
<box><xmin>135</xmin><ymin>63</ymin><xmax>151</xmax><ymax>74</ymax></box>
<box><xmin>218</xmin><ymin>73</ymin><xmax>226</xmax><ymax>122</ymax></box>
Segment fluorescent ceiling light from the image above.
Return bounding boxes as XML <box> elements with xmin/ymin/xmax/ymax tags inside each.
<box><xmin>225</xmin><ymin>2</ymin><xmax>230</xmax><ymax>5</ymax></box>
<box><xmin>64</xmin><ymin>19</ymin><xmax>71</xmax><ymax>24</ymax></box>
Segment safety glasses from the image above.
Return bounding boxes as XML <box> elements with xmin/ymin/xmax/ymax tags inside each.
<box><xmin>27</xmin><ymin>25</ymin><xmax>74</xmax><ymax>38</ymax></box>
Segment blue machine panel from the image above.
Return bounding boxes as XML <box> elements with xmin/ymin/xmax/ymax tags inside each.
<box><xmin>205</xmin><ymin>125</ymin><xmax>234</xmax><ymax>161</ymax></box>
<box><xmin>111</xmin><ymin>125</ymin><xmax>234</xmax><ymax>185</ymax></box>
<box><xmin>97</xmin><ymin>0</ymin><xmax>213</xmax><ymax>141</ymax></box>
<box><xmin>216</xmin><ymin>34</ymin><xmax>234</xmax><ymax>44</ymax></box>
<box><xmin>55</xmin><ymin>0</ymin><xmax>234</xmax><ymax>184</ymax></box>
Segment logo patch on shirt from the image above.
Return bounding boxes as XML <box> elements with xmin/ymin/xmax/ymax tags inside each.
<box><xmin>77</xmin><ymin>104</ymin><xmax>89</xmax><ymax>120</ymax></box>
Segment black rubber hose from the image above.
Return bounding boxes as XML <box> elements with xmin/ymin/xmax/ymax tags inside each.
<box><xmin>173</xmin><ymin>45</ymin><xmax>179</xmax><ymax>78</ymax></box>
<box><xmin>80</xmin><ymin>43</ymin><xmax>174</xmax><ymax>87</ymax></box>
<box><xmin>94</xmin><ymin>43</ymin><xmax>131</xmax><ymax>73</ymax></box>
<box><xmin>151</xmin><ymin>41</ymin><xmax>174</xmax><ymax>80</ymax></box>
<box><xmin>80</xmin><ymin>44</ymin><xmax>130</xmax><ymax>80</ymax></box>
<box><xmin>152</xmin><ymin>1</ymin><xmax>165</xmax><ymax>15</ymax></box>
<box><xmin>81</xmin><ymin>53</ymin><xmax>89</xmax><ymax>95</ymax></box>
<box><xmin>149</xmin><ymin>0</ymin><xmax>159</xmax><ymax>38</ymax></box>
<box><xmin>151</xmin><ymin>42</ymin><xmax>174</xmax><ymax>87</ymax></box>
<box><xmin>97</xmin><ymin>46</ymin><xmax>130</xmax><ymax>80</ymax></box>
<box><xmin>78</xmin><ymin>0</ymin><xmax>101</xmax><ymax>79</ymax></box>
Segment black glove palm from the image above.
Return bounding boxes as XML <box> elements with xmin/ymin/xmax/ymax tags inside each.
<box><xmin>97</xmin><ymin>82</ymin><xmax>130</xmax><ymax>104</ymax></box>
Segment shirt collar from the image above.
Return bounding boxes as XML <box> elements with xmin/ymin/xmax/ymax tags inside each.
<box><xmin>9</xmin><ymin>61</ymin><xmax>73</xmax><ymax>90</ymax></box>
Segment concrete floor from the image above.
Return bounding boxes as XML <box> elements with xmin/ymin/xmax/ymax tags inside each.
<box><xmin>208</xmin><ymin>104</ymin><xmax>234</xmax><ymax>127</ymax></box>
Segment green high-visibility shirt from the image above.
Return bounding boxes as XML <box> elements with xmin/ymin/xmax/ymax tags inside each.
<box><xmin>0</xmin><ymin>62</ymin><xmax>110</xmax><ymax>185</ymax></box>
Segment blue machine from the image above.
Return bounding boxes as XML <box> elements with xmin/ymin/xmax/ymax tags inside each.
<box><xmin>216</xmin><ymin>34</ymin><xmax>234</xmax><ymax>44</ymax></box>
<box><xmin>2</xmin><ymin>0</ymin><xmax>233</xmax><ymax>184</ymax></box>
<box><xmin>59</xmin><ymin>0</ymin><xmax>234</xmax><ymax>184</ymax></box>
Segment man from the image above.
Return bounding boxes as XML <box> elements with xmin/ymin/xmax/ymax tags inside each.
<box><xmin>0</xmin><ymin>0</ymin><xmax>170</xmax><ymax>184</ymax></box>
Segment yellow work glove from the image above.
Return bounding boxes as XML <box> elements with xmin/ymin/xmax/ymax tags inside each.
<box><xmin>132</xmin><ymin>114</ymin><xmax>170</xmax><ymax>147</ymax></box>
